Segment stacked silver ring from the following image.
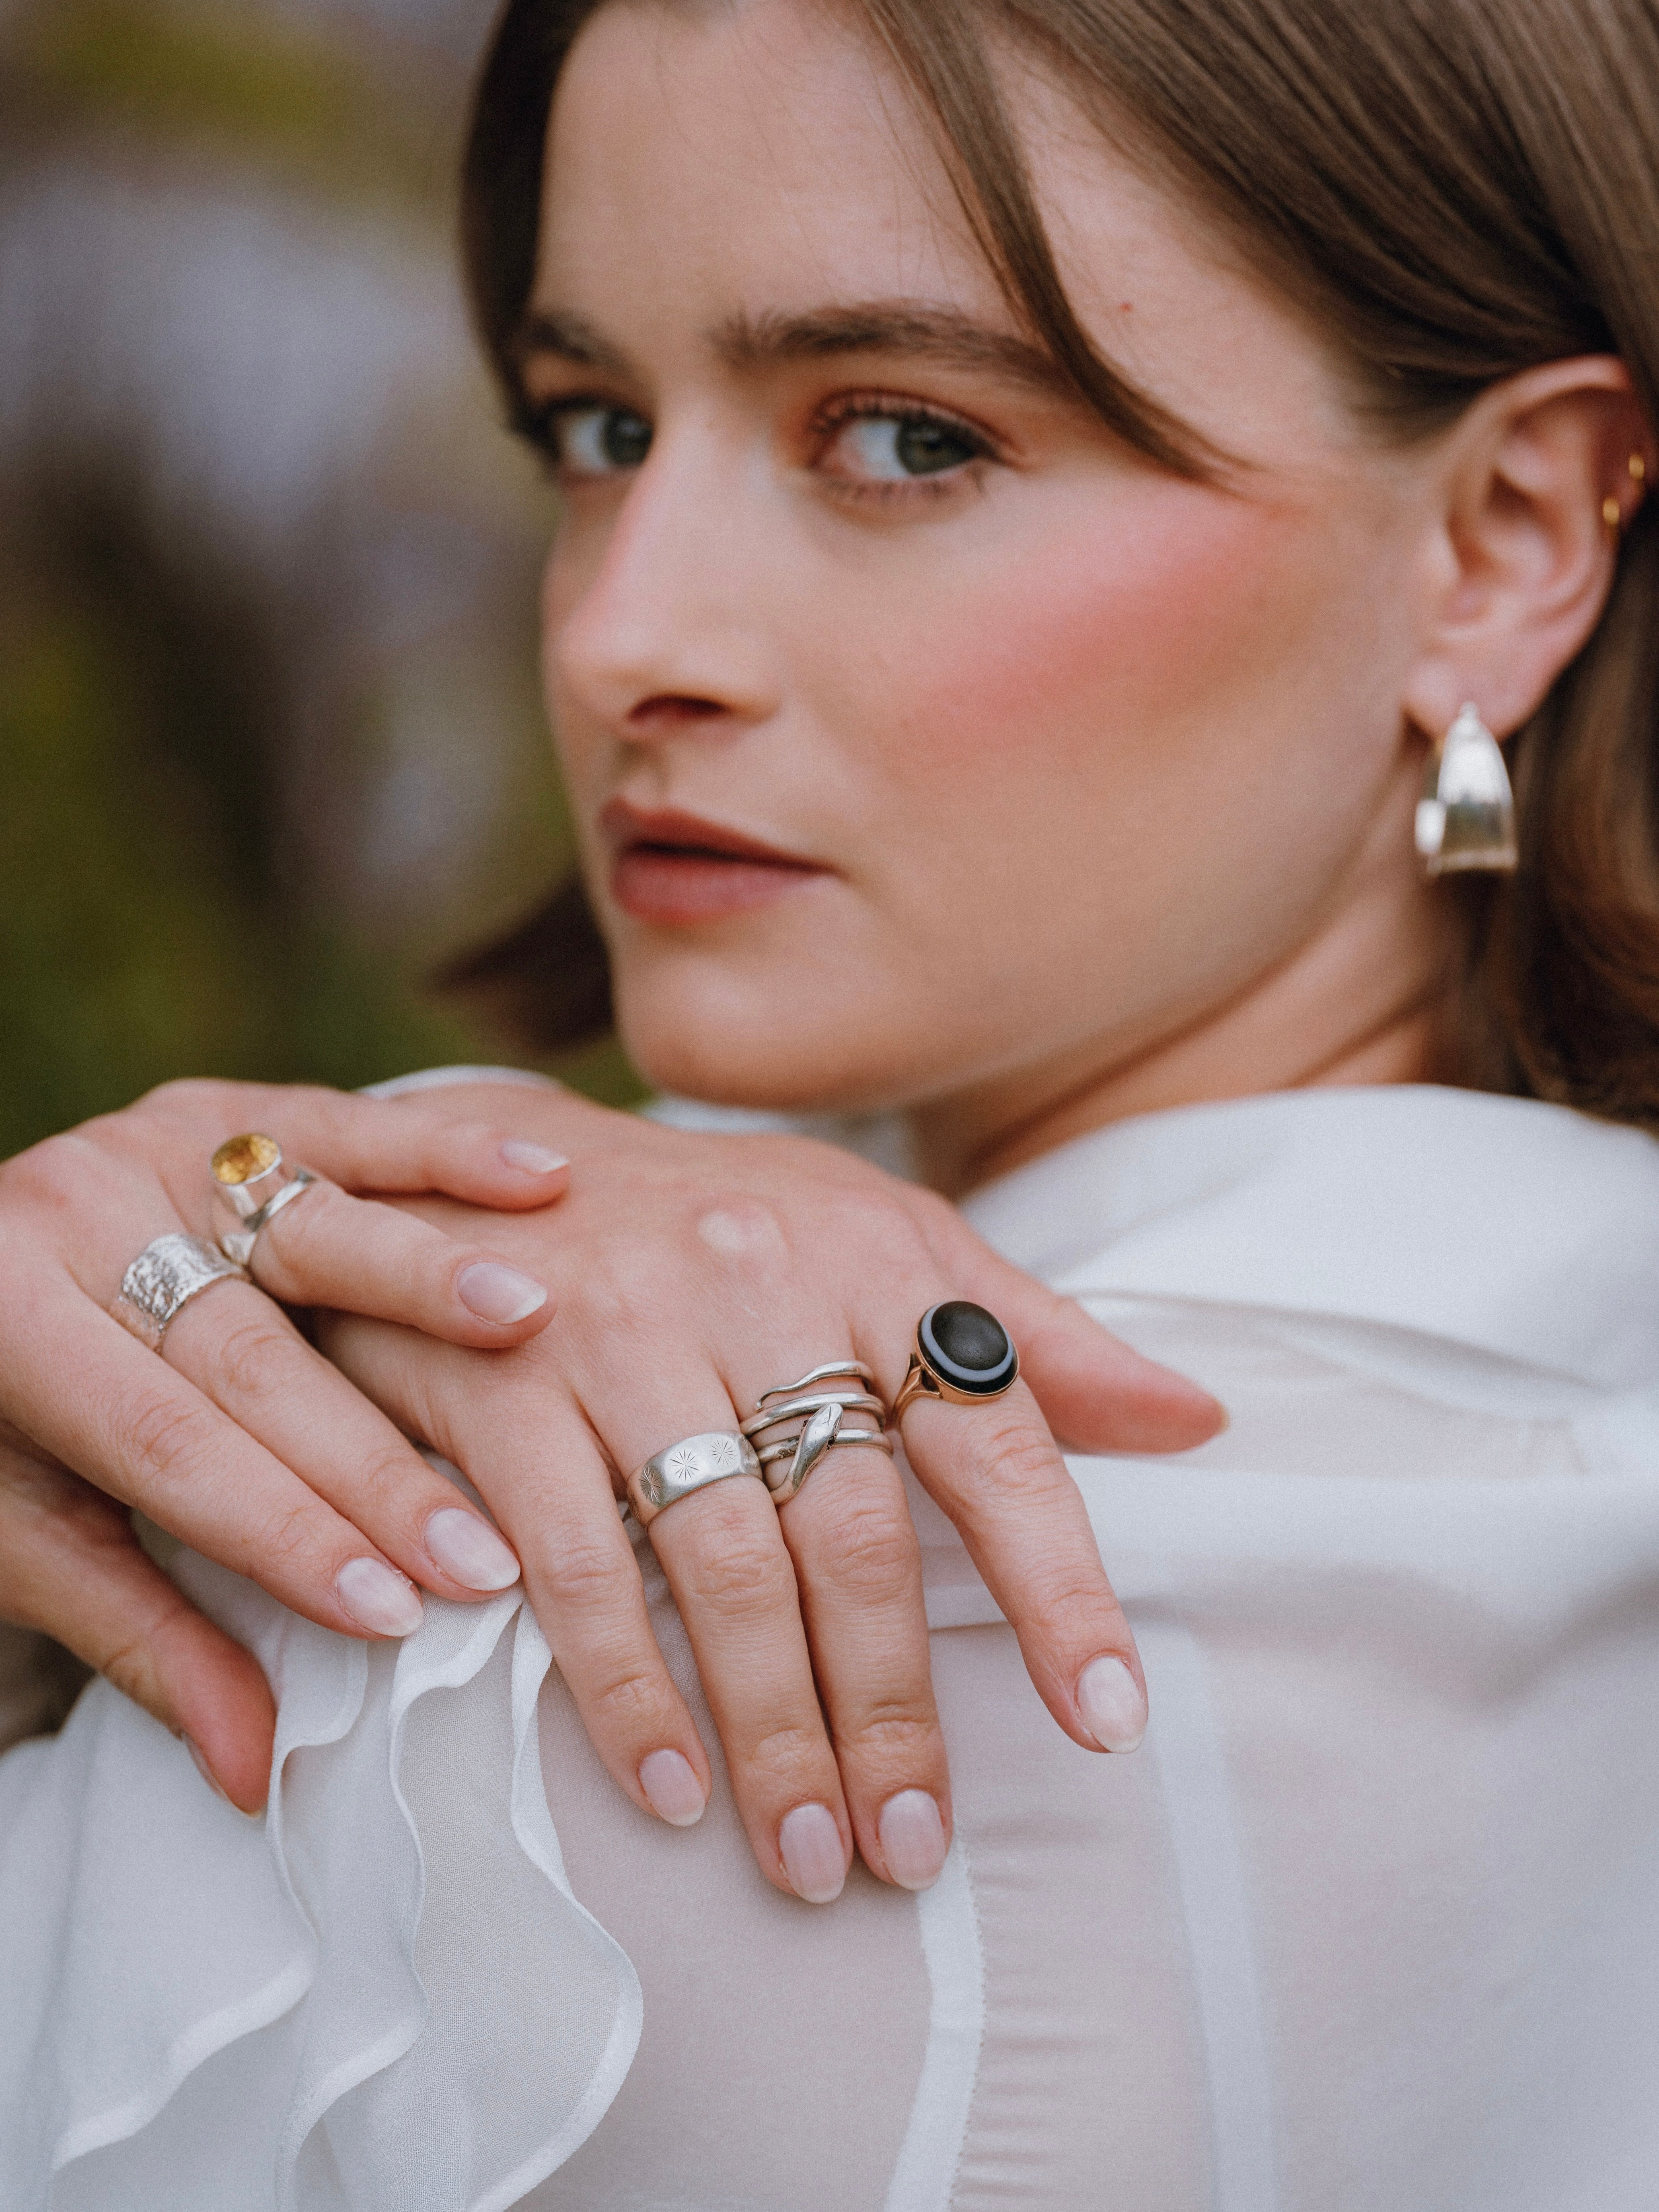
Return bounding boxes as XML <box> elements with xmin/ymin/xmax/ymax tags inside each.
<box><xmin>740</xmin><ymin>1361</ymin><xmax>894</xmax><ymax>1504</ymax></box>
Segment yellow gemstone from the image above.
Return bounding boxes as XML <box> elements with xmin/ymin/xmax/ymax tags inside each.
<box><xmin>212</xmin><ymin>1132</ymin><xmax>280</xmax><ymax>1186</ymax></box>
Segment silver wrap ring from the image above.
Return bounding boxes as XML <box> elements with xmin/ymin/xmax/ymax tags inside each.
<box><xmin>110</xmin><ymin>1232</ymin><xmax>248</xmax><ymax>1352</ymax></box>
<box><xmin>210</xmin><ymin>1133</ymin><xmax>319</xmax><ymax>1270</ymax></box>
<box><xmin>742</xmin><ymin>1361</ymin><xmax>893</xmax><ymax>1504</ymax></box>
<box><xmin>626</xmin><ymin>1430</ymin><xmax>767</xmax><ymax>1527</ymax></box>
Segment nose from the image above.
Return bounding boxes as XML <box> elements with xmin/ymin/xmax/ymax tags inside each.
<box><xmin>551</xmin><ymin>419</ymin><xmax>782</xmax><ymax>740</ymax></box>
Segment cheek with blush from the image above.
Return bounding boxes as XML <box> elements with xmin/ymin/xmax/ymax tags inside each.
<box><xmin>824</xmin><ymin>482</ymin><xmax>1313</xmax><ymax>873</ymax></box>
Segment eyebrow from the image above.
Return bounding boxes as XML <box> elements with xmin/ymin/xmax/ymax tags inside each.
<box><xmin>515</xmin><ymin>299</ymin><xmax>1073</xmax><ymax>399</ymax></box>
<box><xmin>712</xmin><ymin>303</ymin><xmax>1072</xmax><ymax>396</ymax></box>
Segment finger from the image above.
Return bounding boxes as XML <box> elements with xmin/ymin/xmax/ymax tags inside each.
<box><xmin>21</xmin><ymin>1283</ymin><xmax>431</xmax><ymax>1647</ymax></box>
<box><xmin>897</xmin><ymin>1379</ymin><xmax>1147</xmax><ymax>1755</ymax></box>
<box><xmin>0</xmin><ymin>1441</ymin><xmax>274</xmax><ymax>1812</ymax></box>
<box><xmin>772</xmin><ymin>1443</ymin><xmax>951</xmax><ymax>1892</ymax></box>
<box><xmin>577</xmin><ymin>1347</ymin><xmax>853</xmax><ymax>1904</ymax></box>
<box><xmin>907</xmin><ymin>1189</ymin><xmax>1226</xmax><ymax>1451</ymax></box>
<box><xmin>318</xmin><ymin>1314</ymin><xmax>716</xmax><ymax>1836</ymax></box>
<box><xmin>163</xmin><ymin>1282</ymin><xmax>525</xmax><ymax>1602</ymax></box>
<box><xmin>134</xmin><ymin>1080</ymin><xmax>573</xmax><ymax>1214</ymax></box>
<box><xmin>239</xmin><ymin>1175</ymin><xmax>555</xmax><ymax>1348</ymax></box>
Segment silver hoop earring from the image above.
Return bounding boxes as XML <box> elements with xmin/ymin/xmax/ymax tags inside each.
<box><xmin>1414</xmin><ymin>703</ymin><xmax>1517</xmax><ymax>878</ymax></box>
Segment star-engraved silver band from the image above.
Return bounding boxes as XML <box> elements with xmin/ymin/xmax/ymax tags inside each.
<box><xmin>110</xmin><ymin>1232</ymin><xmax>248</xmax><ymax>1352</ymax></box>
<box><xmin>626</xmin><ymin>1430</ymin><xmax>766</xmax><ymax>1527</ymax></box>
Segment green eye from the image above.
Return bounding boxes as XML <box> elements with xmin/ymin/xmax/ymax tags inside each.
<box><xmin>835</xmin><ymin>412</ymin><xmax>985</xmax><ymax>482</ymax></box>
<box><xmin>557</xmin><ymin>405</ymin><xmax>653</xmax><ymax>475</ymax></box>
<box><xmin>892</xmin><ymin>418</ymin><xmax>979</xmax><ymax>475</ymax></box>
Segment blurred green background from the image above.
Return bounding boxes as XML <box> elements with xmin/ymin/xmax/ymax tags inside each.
<box><xmin>0</xmin><ymin>0</ymin><xmax>639</xmax><ymax>1161</ymax></box>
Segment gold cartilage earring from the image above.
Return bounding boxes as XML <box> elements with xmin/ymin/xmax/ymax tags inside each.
<box><xmin>1414</xmin><ymin>703</ymin><xmax>1518</xmax><ymax>878</ymax></box>
<box><xmin>1608</xmin><ymin>452</ymin><xmax>1647</xmax><ymax>530</ymax></box>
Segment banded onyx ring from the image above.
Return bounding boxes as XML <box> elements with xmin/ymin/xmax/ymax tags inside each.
<box><xmin>626</xmin><ymin>1430</ymin><xmax>767</xmax><ymax>1527</ymax></box>
<box><xmin>211</xmin><ymin>1133</ymin><xmax>318</xmax><ymax>1270</ymax></box>
<box><xmin>111</xmin><ymin>1232</ymin><xmax>247</xmax><ymax>1351</ymax></box>
<box><xmin>892</xmin><ymin>1301</ymin><xmax>1020</xmax><ymax>1419</ymax></box>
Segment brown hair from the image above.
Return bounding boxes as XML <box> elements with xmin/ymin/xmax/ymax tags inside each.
<box><xmin>455</xmin><ymin>0</ymin><xmax>1659</xmax><ymax>1124</ymax></box>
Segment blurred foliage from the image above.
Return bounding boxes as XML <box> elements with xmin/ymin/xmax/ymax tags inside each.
<box><xmin>0</xmin><ymin>0</ymin><xmax>646</xmax><ymax>1160</ymax></box>
<box><xmin>0</xmin><ymin>477</ymin><xmax>483</xmax><ymax>1158</ymax></box>
<box><xmin>4</xmin><ymin>0</ymin><xmax>454</xmax><ymax>201</ymax></box>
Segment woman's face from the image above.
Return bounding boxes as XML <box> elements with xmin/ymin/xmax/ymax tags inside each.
<box><xmin>528</xmin><ymin>0</ymin><xmax>1453</xmax><ymax>1186</ymax></box>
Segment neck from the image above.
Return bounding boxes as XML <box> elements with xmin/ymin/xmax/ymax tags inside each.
<box><xmin>909</xmin><ymin>831</ymin><xmax>1460</xmax><ymax>1199</ymax></box>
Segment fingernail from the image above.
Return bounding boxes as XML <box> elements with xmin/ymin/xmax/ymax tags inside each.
<box><xmin>336</xmin><ymin>1556</ymin><xmax>425</xmax><ymax>1638</ymax></box>
<box><xmin>779</xmin><ymin>1802</ymin><xmax>847</xmax><ymax>1904</ymax></box>
<box><xmin>1077</xmin><ymin>1655</ymin><xmax>1147</xmax><ymax>1753</ymax></box>
<box><xmin>500</xmin><ymin>1139</ymin><xmax>568</xmax><ymax>1176</ymax></box>
<box><xmin>184</xmin><ymin>1734</ymin><xmax>232</xmax><ymax>1805</ymax></box>
<box><xmin>457</xmin><ymin>1260</ymin><xmax>548</xmax><ymax>1325</ymax></box>
<box><xmin>878</xmin><ymin>1788</ymin><xmax>948</xmax><ymax>1890</ymax></box>
<box><xmin>425</xmin><ymin>1505</ymin><xmax>521</xmax><ymax>1592</ymax></box>
<box><xmin>639</xmin><ymin>1747</ymin><xmax>707</xmax><ymax>1826</ymax></box>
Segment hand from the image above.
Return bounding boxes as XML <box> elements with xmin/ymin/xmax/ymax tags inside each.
<box><xmin>320</xmin><ymin>1082</ymin><xmax>1224</xmax><ymax>1902</ymax></box>
<box><xmin>0</xmin><ymin>1079</ymin><xmax>572</xmax><ymax>1808</ymax></box>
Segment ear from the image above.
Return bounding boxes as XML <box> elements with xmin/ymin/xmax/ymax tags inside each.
<box><xmin>1402</xmin><ymin>356</ymin><xmax>1653</xmax><ymax>744</ymax></box>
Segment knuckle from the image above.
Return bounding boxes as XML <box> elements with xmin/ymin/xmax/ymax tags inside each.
<box><xmin>537</xmin><ymin>1534</ymin><xmax>629</xmax><ymax>1614</ymax></box>
<box><xmin>738</xmin><ymin>1717</ymin><xmax>830</xmax><ymax>1786</ymax></box>
<box><xmin>810</xmin><ymin>1495</ymin><xmax>918</xmax><ymax>1604</ymax></box>
<box><xmin>99</xmin><ymin>1631</ymin><xmax>165</xmax><ymax>1712</ymax></box>
<box><xmin>586</xmin><ymin>1661</ymin><xmax>673</xmax><ymax>1735</ymax></box>
<box><xmin>349</xmin><ymin>1437</ymin><xmax>426</xmax><ymax>1514</ymax></box>
<box><xmin>109</xmin><ymin>1388</ymin><xmax>218</xmax><ymax>1495</ymax></box>
<box><xmin>838</xmin><ymin>1703</ymin><xmax>939</xmax><ymax>1762</ymax></box>
<box><xmin>676</xmin><ymin>1517</ymin><xmax>796</xmax><ymax>1618</ymax></box>
<box><xmin>203</xmin><ymin>1315</ymin><xmax>297</xmax><ymax>1404</ymax></box>
<box><xmin>246</xmin><ymin>1495</ymin><xmax>320</xmax><ymax>1578</ymax></box>
<box><xmin>957</xmin><ymin>1413</ymin><xmax>1069</xmax><ymax>1502</ymax></box>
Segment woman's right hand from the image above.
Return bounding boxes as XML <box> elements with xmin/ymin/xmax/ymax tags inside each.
<box><xmin>0</xmin><ymin>1079</ymin><xmax>574</xmax><ymax>1808</ymax></box>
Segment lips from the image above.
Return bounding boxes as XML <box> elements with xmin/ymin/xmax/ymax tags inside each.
<box><xmin>601</xmin><ymin>800</ymin><xmax>829</xmax><ymax>926</ymax></box>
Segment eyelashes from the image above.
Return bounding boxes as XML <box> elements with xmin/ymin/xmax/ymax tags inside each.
<box><xmin>516</xmin><ymin>389</ymin><xmax>1001</xmax><ymax>505</ymax></box>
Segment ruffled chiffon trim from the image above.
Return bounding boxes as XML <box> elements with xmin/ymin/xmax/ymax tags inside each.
<box><xmin>0</xmin><ymin>1535</ymin><xmax>641</xmax><ymax>2212</ymax></box>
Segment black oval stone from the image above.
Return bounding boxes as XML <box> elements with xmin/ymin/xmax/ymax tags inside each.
<box><xmin>920</xmin><ymin>1301</ymin><xmax>1018</xmax><ymax>1394</ymax></box>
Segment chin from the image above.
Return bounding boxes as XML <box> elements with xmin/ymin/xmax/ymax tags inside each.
<box><xmin>614</xmin><ymin>959</ymin><xmax>913</xmax><ymax>1118</ymax></box>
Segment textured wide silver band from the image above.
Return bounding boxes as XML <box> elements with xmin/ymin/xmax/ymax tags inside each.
<box><xmin>110</xmin><ymin>1232</ymin><xmax>247</xmax><ymax>1352</ymax></box>
<box><xmin>217</xmin><ymin>1168</ymin><xmax>318</xmax><ymax>1270</ymax></box>
<box><xmin>626</xmin><ymin>1430</ymin><xmax>766</xmax><ymax>1527</ymax></box>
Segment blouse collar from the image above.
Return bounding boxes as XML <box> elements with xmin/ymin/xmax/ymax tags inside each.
<box><xmin>958</xmin><ymin>1086</ymin><xmax>1659</xmax><ymax>1390</ymax></box>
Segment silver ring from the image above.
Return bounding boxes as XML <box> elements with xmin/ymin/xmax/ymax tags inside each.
<box><xmin>740</xmin><ymin>1390</ymin><xmax>887</xmax><ymax>1439</ymax></box>
<box><xmin>757</xmin><ymin>1410</ymin><xmax>892</xmax><ymax>1503</ymax></box>
<box><xmin>110</xmin><ymin>1232</ymin><xmax>247</xmax><ymax>1352</ymax></box>
<box><xmin>626</xmin><ymin>1430</ymin><xmax>766</xmax><ymax>1527</ymax></box>
<box><xmin>210</xmin><ymin>1134</ymin><xmax>319</xmax><ymax>1270</ymax></box>
<box><xmin>752</xmin><ymin>1361</ymin><xmax>876</xmax><ymax>1410</ymax></box>
<box><xmin>743</xmin><ymin>1364</ymin><xmax>893</xmax><ymax>1503</ymax></box>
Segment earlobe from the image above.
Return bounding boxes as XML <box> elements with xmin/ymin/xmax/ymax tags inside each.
<box><xmin>1402</xmin><ymin>356</ymin><xmax>1651</xmax><ymax>745</ymax></box>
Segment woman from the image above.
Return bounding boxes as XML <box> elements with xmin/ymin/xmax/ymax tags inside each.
<box><xmin>5</xmin><ymin>0</ymin><xmax>1659</xmax><ymax>2202</ymax></box>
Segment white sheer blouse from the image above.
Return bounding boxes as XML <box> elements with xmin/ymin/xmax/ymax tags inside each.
<box><xmin>5</xmin><ymin>1084</ymin><xmax>1659</xmax><ymax>2212</ymax></box>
